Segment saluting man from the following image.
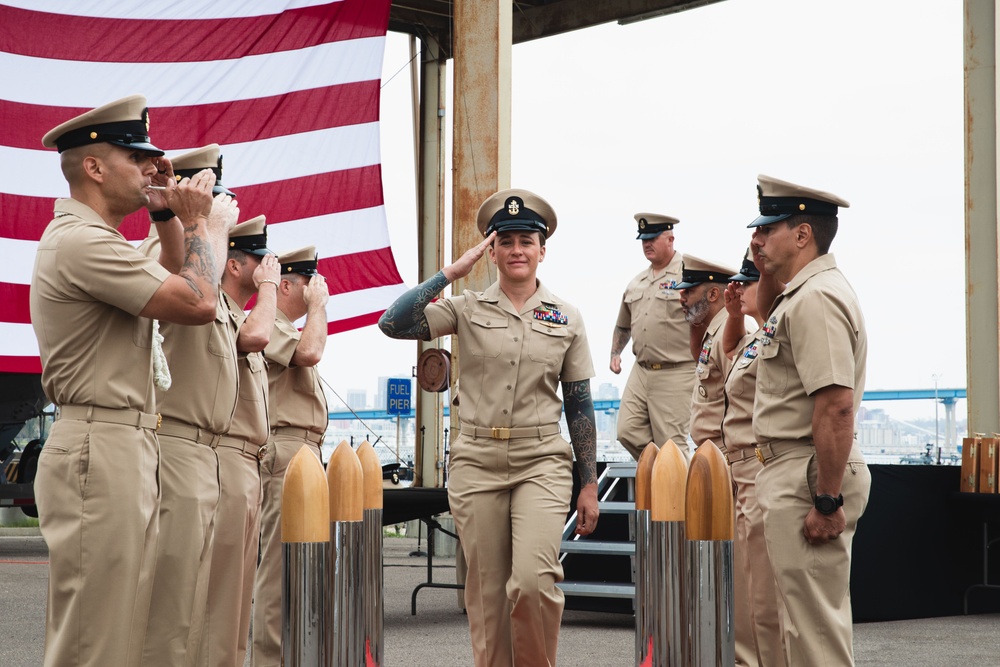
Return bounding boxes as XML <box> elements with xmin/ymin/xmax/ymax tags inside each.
<box><xmin>138</xmin><ymin>144</ymin><xmax>241</xmax><ymax>667</ymax></box>
<box><xmin>611</xmin><ymin>214</ymin><xmax>694</xmax><ymax>460</ymax></box>
<box><xmin>31</xmin><ymin>95</ymin><xmax>234</xmax><ymax>667</ymax></box>
<box><xmin>749</xmin><ymin>174</ymin><xmax>871</xmax><ymax>666</ymax></box>
<box><xmin>378</xmin><ymin>189</ymin><xmax>599</xmax><ymax>667</ymax></box>
<box><xmin>198</xmin><ymin>215</ymin><xmax>280</xmax><ymax>667</ymax></box>
<box><xmin>252</xmin><ymin>245</ymin><xmax>329</xmax><ymax>667</ymax></box>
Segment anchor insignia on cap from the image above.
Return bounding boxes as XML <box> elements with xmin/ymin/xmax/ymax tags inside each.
<box><xmin>507</xmin><ymin>198</ymin><xmax>519</xmax><ymax>215</ymax></box>
<box><xmin>143</xmin><ymin>108</ymin><xmax>150</xmax><ymax>132</ymax></box>
<box><xmin>639</xmin><ymin>219</ymin><xmax>647</xmax><ymax>229</ymax></box>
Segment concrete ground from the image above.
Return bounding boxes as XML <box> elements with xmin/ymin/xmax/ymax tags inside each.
<box><xmin>1</xmin><ymin>530</ymin><xmax>998</xmax><ymax>666</ymax></box>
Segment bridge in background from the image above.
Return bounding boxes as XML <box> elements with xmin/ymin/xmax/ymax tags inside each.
<box><xmin>328</xmin><ymin>388</ymin><xmax>968</xmax><ymax>421</ymax></box>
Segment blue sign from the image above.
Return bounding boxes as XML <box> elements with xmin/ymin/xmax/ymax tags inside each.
<box><xmin>386</xmin><ymin>378</ymin><xmax>412</xmax><ymax>415</ymax></box>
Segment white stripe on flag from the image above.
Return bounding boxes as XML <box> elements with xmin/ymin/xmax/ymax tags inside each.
<box><xmin>0</xmin><ymin>37</ymin><xmax>385</xmax><ymax>106</ymax></box>
<box><xmin>1</xmin><ymin>122</ymin><xmax>382</xmax><ymax>199</ymax></box>
<box><xmin>0</xmin><ymin>238</ymin><xmax>38</xmax><ymax>284</ymax></box>
<box><xmin>0</xmin><ymin>322</ymin><xmax>40</xmax><ymax>357</ymax></box>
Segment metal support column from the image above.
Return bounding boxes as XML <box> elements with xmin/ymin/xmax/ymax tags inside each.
<box><xmin>450</xmin><ymin>0</ymin><xmax>513</xmax><ymax>437</ymax></box>
<box><xmin>415</xmin><ymin>34</ymin><xmax>448</xmax><ymax>488</ymax></box>
<box><xmin>965</xmin><ymin>0</ymin><xmax>1000</xmax><ymax>433</ymax></box>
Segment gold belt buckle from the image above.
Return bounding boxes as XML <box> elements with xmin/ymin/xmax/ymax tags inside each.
<box><xmin>491</xmin><ymin>427</ymin><xmax>511</xmax><ymax>440</ymax></box>
<box><xmin>755</xmin><ymin>447</ymin><xmax>765</xmax><ymax>465</ymax></box>
<box><xmin>650</xmin><ymin>363</ymin><xmax>662</xmax><ymax>370</ymax></box>
<box><xmin>257</xmin><ymin>444</ymin><xmax>269</xmax><ymax>462</ymax></box>
<box><xmin>156</xmin><ymin>413</ymin><xmax>162</xmax><ymax>431</ymax></box>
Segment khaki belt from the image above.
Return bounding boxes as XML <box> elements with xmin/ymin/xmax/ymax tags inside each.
<box><xmin>726</xmin><ymin>447</ymin><xmax>759</xmax><ymax>465</ymax></box>
<box><xmin>56</xmin><ymin>404</ymin><xmax>160</xmax><ymax>431</ymax></box>
<box><xmin>157</xmin><ymin>418</ymin><xmax>227</xmax><ymax>448</ymax></box>
<box><xmin>271</xmin><ymin>426</ymin><xmax>324</xmax><ymax>445</ymax></box>
<box><xmin>637</xmin><ymin>360</ymin><xmax>690</xmax><ymax>371</ymax></box>
<box><xmin>216</xmin><ymin>435</ymin><xmax>269</xmax><ymax>462</ymax></box>
<box><xmin>754</xmin><ymin>439</ymin><xmax>814</xmax><ymax>465</ymax></box>
<box><xmin>460</xmin><ymin>422</ymin><xmax>561</xmax><ymax>440</ymax></box>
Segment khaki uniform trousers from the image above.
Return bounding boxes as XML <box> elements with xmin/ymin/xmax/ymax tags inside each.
<box><xmin>756</xmin><ymin>444</ymin><xmax>871</xmax><ymax>667</ymax></box>
<box><xmin>617</xmin><ymin>362</ymin><xmax>695</xmax><ymax>460</ymax></box>
<box><xmin>197</xmin><ymin>445</ymin><xmax>263</xmax><ymax>667</ymax></box>
<box><xmin>448</xmin><ymin>432</ymin><xmax>573</xmax><ymax>667</ymax></box>
<box><xmin>731</xmin><ymin>454</ymin><xmax>785</xmax><ymax>667</ymax></box>
<box><xmin>35</xmin><ymin>419</ymin><xmax>160</xmax><ymax>667</ymax></box>
<box><xmin>252</xmin><ymin>435</ymin><xmax>322</xmax><ymax>667</ymax></box>
<box><xmin>143</xmin><ymin>434</ymin><xmax>221</xmax><ymax>667</ymax></box>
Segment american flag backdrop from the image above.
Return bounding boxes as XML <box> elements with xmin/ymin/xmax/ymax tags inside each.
<box><xmin>0</xmin><ymin>0</ymin><xmax>406</xmax><ymax>374</ymax></box>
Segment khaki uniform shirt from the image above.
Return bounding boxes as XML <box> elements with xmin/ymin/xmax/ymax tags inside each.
<box><xmin>690</xmin><ymin>308</ymin><xmax>734</xmax><ymax>446</ymax></box>
<box><xmin>616</xmin><ymin>252</ymin><xmax>688</xmax><ymax>364</ymax></box>
<box><xmin>138</xmin><ymin>235</ymin><xmax>239</xmax><ymax>433</ymax></box>
<box><xmin>265</xmin><ymin>309</ymin><xmax>329</xmax><ymax>434</ymax></box>
<box><xmin>30</xmin><ymin>199</ymin><xmax>170</xmax><ymax>410</ymax></box>
<box><xmin>224</xmin><ymin>292</ymin><xmax>270</xmax><ymax>445</ymax></box>
<box><xmin>721</xmin><ymin>329</ymin><xmax>764</xmax><ymax>453</ymax></box>
<box><xmin>753</xmin><ymin>254</ymin><xmax>867</xmax><ymax>444</ymax></box>
<box><xmin>424</xmin><ymin>281</ymin><xmax>594</xmax><ymax>428</ymax></box>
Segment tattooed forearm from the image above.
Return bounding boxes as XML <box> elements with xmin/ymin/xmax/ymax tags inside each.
<box><xmin>178</xmin><ymin>227</ymin><xmax>217</xmax><ymax>298</ymax></box>
<box><xmin>378</xmin><ymin>270</ymin><xmax>450</xmax><ymax>340</ymax></box>
<box><xmin>563</xmin><ymin>379</ymin><xmax>597</xmax><ymax>486</ymax></box>
<box><xmin>610</xmin><ymin>326</ymin><xmax>631</xmax><ymax>357</ymax></box>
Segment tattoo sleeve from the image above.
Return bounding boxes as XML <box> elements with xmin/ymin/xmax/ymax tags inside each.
<box><xmin>377</xmin><ymin>270</ymin><xmax>450</xmax><ymax>340</ymax></box>
<box><xmin>562</xmin><ymin>379</ymin><xmax>597</xmax><ymax>486</ymax></box>
<box><xmin>611</xmin><ymin>326</ymin><xmax>631</xmax><ymax>356</ymax></box>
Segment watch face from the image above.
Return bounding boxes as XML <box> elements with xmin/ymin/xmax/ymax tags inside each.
<box><xmin>815</xmin><ymin>494</ymin><xmax>842</xmax><ymax>515</ymax></box>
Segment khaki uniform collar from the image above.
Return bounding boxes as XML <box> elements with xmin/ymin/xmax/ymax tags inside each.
<box><xmin>782</xmin><ymin>253</ymin><xmax>838</xmax><ymax>297</ymax></box>
<box><xmin>477</xmin><ymin>279</ymin><xmax>562</xmax><ymax>316</ymax></box>
<box><xmin>706</xmin><ymin>306</ymin><xmax>728</xmax><ymax>337</ymax></box>
<box><xmin>648</xmin><ymin>250</ymin><xmax>682</xmax><ymax>281</ymax></box>
<box><xmin>54</xmin><ymin>198</ymin><xmax>113</xmax><ymax>230</ymax></box>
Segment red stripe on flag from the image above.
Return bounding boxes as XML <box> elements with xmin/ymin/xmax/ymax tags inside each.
<box><xmin>0</xmin><ymin>356</ymin><xmax>43</xmax><ymax>374</ymax></box>
<box><xmin>0</xmin><ymin>3</ymin><xmax>389</xmax><ymax>62</ymax></box>
<box><xmin>0</xmin><ymin>283</ymin><xmax>30</xmax><ymax>323</ymax></box>
<box><xmin>327</xmin><ymin>310</ymin><xmax>383</xmax><ymax>335</ymax></box>
<box><xmin>320</xmin><ymin>248</ymin><xmax>402</xmax><ymax>297</ymax></box>
<box><xmin>2</xmin><ymin>165</ymin><xmax>385</xmax><ymax>242</ymax></box>
<box><xmin>0</xmin><ymin>82</ymin><xmax>381</xmax><ymax>151</ymax></box>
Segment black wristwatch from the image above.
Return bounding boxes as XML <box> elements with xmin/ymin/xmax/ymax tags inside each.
<box><xmin>814</xmin><ymin>493</ymin><xmax>844</xmax><ymax>515</ymax></box>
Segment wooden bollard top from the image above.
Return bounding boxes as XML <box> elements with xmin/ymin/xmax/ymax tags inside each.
<box><xmin>327</xmin><ymin>440</ymin><xmax>364</xmax><ymax>522</ymax></box>
<box><xmin>685</xmin><ymin>439</ymin><xmax>734</xmax><ymax>541</ymax></box>
<box><xmin>635</xmin><ymin>443</ymin><xmax>658</xmax><ymax>511</ymax></box>
<box><xmin>356</xmin><ymin>440</ymin><xmax>383</xmax><ymax>510</ymax></box>
<box><xmin>281</xmin><ymin>445</ymin><xmax>330</xmax><ymax>543</ymax></box>
<box><xmin>650</xmin><ymin>439</ymin><xmax>688</xmax><ymax>522</ymax></box>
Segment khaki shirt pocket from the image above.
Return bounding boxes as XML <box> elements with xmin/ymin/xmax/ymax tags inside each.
<box><xmin>468</xmin><ymin>312</ymin><xmax>508</xmax><ymax>358</ymax></box>
<box><xmin>527</xmin><ymin>320</ymin><xmax>568</xmax><ymax>365</ymax></box>
<box><xmin>756</xmin><ymin>340</ymin><xmax>786</xmax><ymax>395</ymax></box>
<box><xmin>239</xmin><ymin>353</ymin><xmax>266</xmax><ymax>401</ymax></box>
<box><xmin>133</xmin><ymin>316</ymin><xmax>153</xmax><ymax>349</ymax></box>
<box><xmin>207</xmin><ymin>310</ymin><xmax>234</xmax><ymax>359</ymax></box>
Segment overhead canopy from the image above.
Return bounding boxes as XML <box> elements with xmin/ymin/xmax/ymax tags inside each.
<box><xmin>389</xmin><ymin>0</ymin><xmax>725</xmax><ymax>57</ymax></box>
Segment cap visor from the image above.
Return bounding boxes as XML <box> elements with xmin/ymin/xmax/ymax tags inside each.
<box><xmin>212</xmin><ymin>184</ymin><xmax>237</xmax><ymax>197</ymax></box>
<box><xmin>245</xmin><ymin>247</ymin><xmax>274</xmax><ymax>257</ymax></box>
<box><xmin>728</xmin><ymin>272</ymin><xmax>760</xmax><ymax>282</ymax></box>
<box><xmin>747</xmin><ymin>213</ymin><xmax>792</xmax><ymax>228</ymax></box>
<box><xmin>673</xmin><ymin>281</ymin><xmax>699</xmax><ymax>289</ymax></box>
<box><xmin>108</xmin><ymin>139</ymin><xmax>164</xmax><ymax>157</ymax></box>
<box><xmin>636</xmin><ymin>231</ymin><xmax>663</xmax><ymax>240</ymax></box>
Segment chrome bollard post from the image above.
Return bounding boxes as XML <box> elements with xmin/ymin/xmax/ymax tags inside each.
<box><xmin>281</xmin><ymin>446</ymin><xmax>330</xmax><ymax>667</ymax></box>
<box><xmin>685</xmin><ymin>439</ymin><xmax>735</xmax><ymax>667</ymax></box>
<box><xmin>357</xmin><ymin>440</ymin><xmax>385</xmax><ymax>666</ymax></box>
<box><xmin>327</xmin><ymin>440</ymin><xmax>365</xmax><ymax>666</ymax></box>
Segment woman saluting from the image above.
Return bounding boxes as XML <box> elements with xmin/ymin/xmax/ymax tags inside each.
<box><xmin>379</xmin><ymin>189</ymin><xmax>599</xmax><ymax>667</ymax></box>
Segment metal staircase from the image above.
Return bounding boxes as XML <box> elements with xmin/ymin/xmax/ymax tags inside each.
<box><xmin>557</xmin><ymin>461</ymin><xmax>638</xmax><ymax>612</ymax></box>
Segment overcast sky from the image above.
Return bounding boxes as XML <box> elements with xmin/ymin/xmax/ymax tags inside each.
<box><xmin>319</xmin><ymin>0</ymin><xmax>964</xmax><ymax>422</ymax></box>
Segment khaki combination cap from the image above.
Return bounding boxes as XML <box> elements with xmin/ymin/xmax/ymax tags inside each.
<box><xmin>634</xmin><ymin>212</ymin><xmax>678</xmax><ymax>240</ymax></box>
<box><xmin>41</xmin><ymin>94</ymin><xmax>164</xmax><ymax>156</ymax></box>
<box><xmin>729</xmin><ymin>247</ymin><xmax>760</xmax><ymax>283</ymax></box>
<box><xmin>476</xmin><ymin>188</ymin><xmax>557</xmax><ymax>239</ymax></box>
<box><xmin>228</xmin><ymin>215</ymin><xmax>272</xmax><ymax>257</ymax></box>
<box><xmin>171</xmin><ymin>144</ymin><xmax>235</xmax><ymax>197</ymax></box>
<box><xmin>278</xmin><ymin>245</ymin><xmax>319</xmax><ymax>276</ymax></box>
<box><xmin>748</xmin><ymin>174</ymin><xmax>850</xmax><ymax>228</ymax></box>
<box><xmin>674</xmin><ymin>254</ymin><xmax>737</xmax><ymax>289</ymax></box>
